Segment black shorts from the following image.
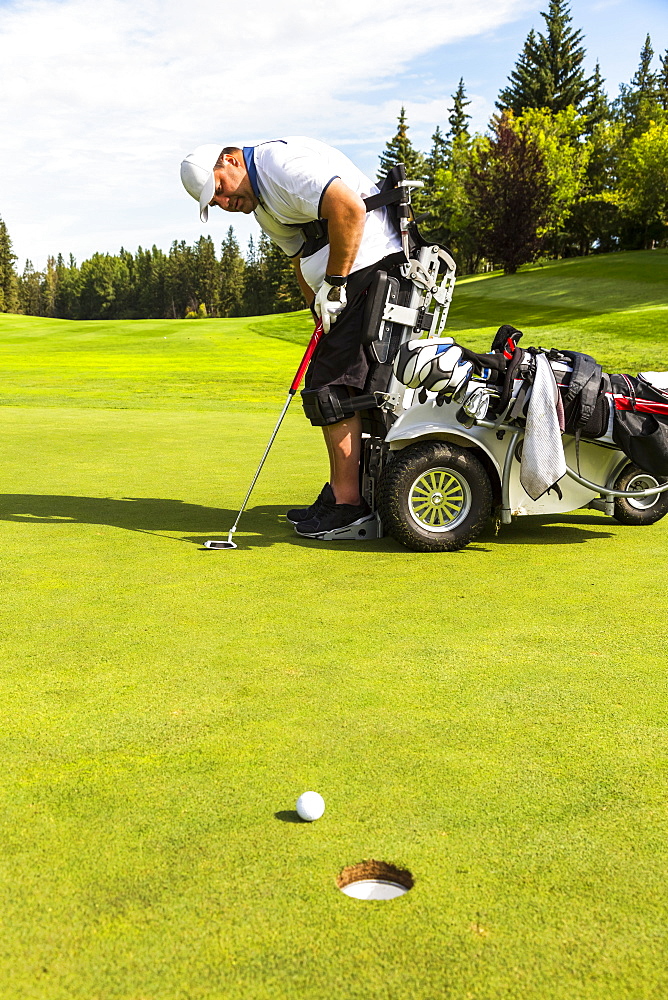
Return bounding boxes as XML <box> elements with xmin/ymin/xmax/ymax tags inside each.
<box><xmin>304</xmin><ymin>251</ymin><xmax>406</xmax><ymax>392</ymax></box>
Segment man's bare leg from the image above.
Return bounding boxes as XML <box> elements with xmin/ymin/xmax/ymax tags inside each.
<box><xmin>322</xmin><ymin>412</ymin><xmax>362</xmax><ymax>505</ymax></box>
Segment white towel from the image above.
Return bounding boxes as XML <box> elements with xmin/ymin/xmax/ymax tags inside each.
<box><xmin>520</xmin><ymin>353</ymin><xmax>567</xmax><ymax>501</ymax></box>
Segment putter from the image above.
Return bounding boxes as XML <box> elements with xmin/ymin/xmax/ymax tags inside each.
<box><xmin>205</xmin><ymin>320</ymin><xmax>324</xmax><ymax>550</ymax></box>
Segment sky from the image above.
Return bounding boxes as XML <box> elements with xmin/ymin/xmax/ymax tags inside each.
<box><xmin>0</xmin><ymin>0</ymin><xmax>666</xmax><ymax>269</ymax></box>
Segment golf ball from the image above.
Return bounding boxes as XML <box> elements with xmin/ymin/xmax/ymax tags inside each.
<box><xmin>296</xmin><ymin>791</ymin><xmax>325</xmax><ymax>822</ymax></box>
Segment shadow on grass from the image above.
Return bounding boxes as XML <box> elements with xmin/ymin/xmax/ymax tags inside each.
<box><xmin>274</xmin><ymin>810</ymin><xmax>304</xmax><ymax>823</ymax></box>
<box><xmin>0</xmin><ymin>493</ymin><xmax>288</xmax><ymax>548</ymax></box>
<box><xmin>481</xmin><ymin>512</ymin><xmax>615</xmax><ymax>545</ymax></box>
<box><xmin>0</xmin><ymin>495</ymin><xmax>616</xmax><ymax>551</ymax></box>
<box><xmin>0</xmin><ymin>494</ymin><xmax>406</xmax><ymax>552</ymax></box>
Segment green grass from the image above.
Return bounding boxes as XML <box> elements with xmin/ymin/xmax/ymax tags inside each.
<box><xmin>1</xmin><ymin>251</ymin><xmax>667</xmax><ymax>999</ymax></box>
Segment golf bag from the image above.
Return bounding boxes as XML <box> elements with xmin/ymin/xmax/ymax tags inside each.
<box><xmin>390</xmin><ymin>324</ymin><xmax>668</xmax><ymax>478</ymax></box>
<box><xmin>609</xmin><ymin>373</ymin><xmax>668</xmax><ymax>475</ymax></box>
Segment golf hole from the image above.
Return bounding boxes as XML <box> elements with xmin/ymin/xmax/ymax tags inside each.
<box><xmin>337</xmin><ymin>860</ymin><xmax>413</xmax><ymax>901</ymax></box>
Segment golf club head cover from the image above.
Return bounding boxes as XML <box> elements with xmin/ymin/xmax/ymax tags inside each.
<box><xmin>393</xmin><ymin>338</ymin><xmax>455</xmax><ymax>389</ymax></box>
<box><xmin>421</xmin><ymin>346</ymin><xmax>474</xmax><ymax>397</ymax></box>
<box><xmin>314</xmin><ymin>280</ymin><xmax>347</xmax><ymax>334</ymax></box>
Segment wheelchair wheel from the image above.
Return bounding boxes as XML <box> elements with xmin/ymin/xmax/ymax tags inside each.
<box><xmin>613</xmin><ymin>464</ymin><xmax>668</xmax><ymax>526</ymax></box>
<box><xmin>378</xmin><ymin>441</ymin><xmax>492</xmax><ymax>552</ymax></box>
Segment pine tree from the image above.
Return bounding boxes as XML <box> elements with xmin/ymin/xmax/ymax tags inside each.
<box><xmin>193</xmin><ymin>235</ymin><xmax>220</xmax><ymax>316</ymax></box>
<box><xmin>0</xmin><ymin>216</ymin><xmax>18</xmax><ymax>312</ymax></box>
<box><xmin>658</xmin><ymin>49</ymin><xmax>668</xmax><ymax>110</ymax></box>
<box><xmin>423</xmin><ymin>125</ymin><xmax>449</xmax><ymax>232</ymax></box>
<box><xmin>614</xmin><ymin>35</ymin><xmax>660</xmax><ymax>137</ymax></box>
<box><xmin>378</xmin><ymin>108</ymin><xmax>427</xmax><ymax>211</ymax></box>
<box><xmin>448</xmin><ymin>79</ymin><xmax>471</xmax><ymax>140</ymax></box>
<box><xmin>18</xmin><ymin>259</ymin><xmax>43</xmax><ymax>315</ymax></box>
<box><xmin>263</xmin><ymin>239</ymin><xmax>302</xmax><ymax>313</ymax></box>
<box><xmin>219</xmin><ymin>227</ymin><xmax>245</xmax><ymax>317</ymax></box>
<box><xmin>242</xmin><ymin>235</ymin><xmax>267</xmax><ymax>315</ymax></box>
<box><xmin>165</xmin><ymin>240</ymin><xmax>196</xmax><ymax>318</ymax></box>
<box><xmin>583</xmin><ymin>62</ymin><xmax>609</xmax><ymax>132</ymax></box>
<box><xmin>427</xmin><ymin>125</ymin><xmax>448</xmax><ymax>171</ymax></box>
<box><xmin>497</xmin><ymin>30</ymin><xmax>542</xmax><ymax>114</ymax></box>
<box><xmin>42</xmin><ymin>256</ymin><xmax>57</xmax><ymax>317</ymax></box>
<box><xmin>496</xmin><ymin>0</ymin><xmax>592</xmax><ymax>114</ymax></box>
<box><xmin>54</xmin><ymin>253</ymin><xmax>81</xmax><ymax>319</ymax></box>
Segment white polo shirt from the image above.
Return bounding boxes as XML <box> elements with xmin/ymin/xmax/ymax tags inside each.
<box><xmin>243</xmin><ymin>137</ymin><xmax>402</xmax><ymax>293</ymax></box>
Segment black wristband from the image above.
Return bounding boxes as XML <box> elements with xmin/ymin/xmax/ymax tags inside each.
<box><xmin>325</xmin><ymin>274</ymin><xmax>348</xmax><ymax>287</ymax></box>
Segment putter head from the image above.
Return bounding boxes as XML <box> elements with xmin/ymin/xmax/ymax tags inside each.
<box><xmin>204</xmin><ymin>539</ymin><xmax>238</xmax><ymax>550</ymax></box>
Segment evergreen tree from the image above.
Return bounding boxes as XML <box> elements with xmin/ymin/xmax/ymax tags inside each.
<box><xmin>0</xmin><ymin>216</ymin><xmax>18</xmax><ymax>313</ymax></box>
<box><xmin>133</xmin><ymin>247</ymin><xmax>158</xmax><ymax>318</ymax></box>
<box><xmin>263</xmin><ymin>239</ymin><xmax>302</xmax><ymax>313</ymax></box>
<box><xmin>378</xmin><ymin>107</ymin><xmax>427</xmax><ymax>211</ymax></box>
<box><xmin>219</xmin><ymin>227</ymin><xmax>245</xmax><ymax>317</ymax></box>
<box><xmin>193</xmin><ymin>235</ymin><xmax>220</xmax><ymax>316</ymax></box>
<box><xmin>42</xmin><ymin>256</ymin><xmax>57</xmax><ymax>317</ymax></box>
<box><xmin>659</xmin><ymin>49</ymin><xmax>668</xmax><ymax>111</ymax></box>
<box><xmin>18</xmin><ymin>259</ymin><xmax>43</xmax><ymax>315</ymax></box>
<box><xmin>422</xmin><ymin>125</ymin><xmax>449</xmax><ymax>233</ymax></box>
<box><xmin>165</xmin><ymin>240</ymin><xmax>197</xmax><ymax>317</ymax></box>
<box><xmin>447</xmin><ymin>79</ymin><xmax>471</xmax><ymax>140</ymax></box>
<box><xmin>497</xmin><ymin>30</ymin><xmax>542</xmax><ymax>115</ymax></box>
<box><xmin>78</xmin><ymin>253</ymin><xmax>130</xmax><ymax>319</ymax></box>
<box><xmin>148</xmin><ymin>246</ymin><xmax>168</xmax><ymax>318</ymax></box>
<box><xmin>425</xmin><ymin>126</ymin><xmax>448</xmax><ymax>179</ymax></box>
<box><xmin>614</xmin><ymin>35</ymin><xmax>660</xmax><ymax>137</ymax></box>
<box><xmin>496</xmin><ymin>0</ymin><xmax>592</xmax><ymax>114</ymax></box>
<box><xmin>584</xmin><ymin>61</ymin><xmax>609</xmax><ymax>133</ymax></box>
<box><xmin>242</xmin><ymin>236</ymin><xmax>265</xmax><ymax>315</ymax></box>
<box><xmin>54</xmin><ymin>253</ymin><xmax>81</xmax><ymax>319</ymax></box>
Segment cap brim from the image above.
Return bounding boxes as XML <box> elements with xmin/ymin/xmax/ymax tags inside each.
<box><xmin>199</xmin><ymin>171</ymin><xmax>215</xmax><ymax>223</ymax></box>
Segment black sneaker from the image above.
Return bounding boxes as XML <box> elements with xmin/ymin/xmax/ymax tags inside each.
<box><xmin>295</xmin><ymin>497</ymin><xmax>374</xmax><ymax>538</ymax></box>
<box><xmin>286</xmin><ymin>483</ymin><xmax>334</xmax><ymax>525</ymax></box>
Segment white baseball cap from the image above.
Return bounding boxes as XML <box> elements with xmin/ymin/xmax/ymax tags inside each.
<box><xmin>180</xmin><ymin>144</ymin><xmax>225</xmax><ymax>222</ymax></box>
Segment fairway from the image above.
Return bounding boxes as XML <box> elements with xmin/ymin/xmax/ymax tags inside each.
<box><xmin>1</xmin><ymin>251</ymin><xmax>667</xmax><ymax>999</ymax></box>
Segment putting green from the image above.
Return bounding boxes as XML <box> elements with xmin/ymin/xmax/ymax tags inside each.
<box><xmin>1</xmin><ymin>251</ymin><xmax>667</xmax><ymax>999</ymax></box>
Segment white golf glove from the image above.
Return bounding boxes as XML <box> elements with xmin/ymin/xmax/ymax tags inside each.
<box><xmin>314</xmin><ymin>279</ymin><xmax>347</xmax><ymax>334</ymax></box>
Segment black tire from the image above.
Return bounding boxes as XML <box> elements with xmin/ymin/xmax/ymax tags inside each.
<box><xmin>613</xmin><ymin>463</ymin><xmax>668</xmax><ymax>526</ymax></box>
<box><xmin>378</xmin><ymin>441</ymin><xmax>493</xmax><ymax>552</ymax></box>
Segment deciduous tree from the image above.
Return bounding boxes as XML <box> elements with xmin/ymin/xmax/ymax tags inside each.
<box><xmin>466</xmin><ymin>112</ymin><xmax>553</xmax><ymax>273</ymax></box>
<box><xmin>616</xmin><ymin>117</ymin><xmax>668</xmax><ymax>248</ymax></box>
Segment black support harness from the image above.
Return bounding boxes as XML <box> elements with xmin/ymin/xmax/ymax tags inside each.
<box><xmin>298</xmin><ymin>164</ymin><xmax>415</xmax><ymax>258</ymax></box>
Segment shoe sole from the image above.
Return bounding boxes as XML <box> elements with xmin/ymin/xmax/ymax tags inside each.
<box><xmin>294</xmin><ymin>513</ymin><xmax>379</xmax><ymax>541</ymax></box>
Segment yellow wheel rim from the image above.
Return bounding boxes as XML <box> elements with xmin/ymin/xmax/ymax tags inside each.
<box><xmin>408</xmin><ymin>467</ymin><xmax>471</xmax><ymax>533</ymax></box>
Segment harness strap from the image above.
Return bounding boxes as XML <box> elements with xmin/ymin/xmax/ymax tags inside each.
<box><xmin>300</xmin><ymin>189</ymin><xmax>405</xmax><ymax>258</ymax></box>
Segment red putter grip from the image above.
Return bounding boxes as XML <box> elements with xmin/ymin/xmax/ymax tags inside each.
<box><xmin>290</xmin><ymin>320</ymin><xmax>324</xmax><ymax>394</ymax></box>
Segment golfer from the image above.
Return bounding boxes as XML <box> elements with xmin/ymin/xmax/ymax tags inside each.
<box><xmin>180</xmin><ymin>137</ymin><xmax>404</xmax><ymax>538</ymax></box>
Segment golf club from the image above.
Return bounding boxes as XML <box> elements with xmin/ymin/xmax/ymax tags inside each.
<box><xmin>205</xmin><ymin>320</ymin><xmax>324</xmax><ymax>549</ymax></box>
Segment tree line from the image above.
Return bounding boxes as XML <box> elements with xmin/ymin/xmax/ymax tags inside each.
<box><xmin>0</xmin><ymin>228</ymin><xmax>303</xmax><ymax>321</ymax></box>
<box><xmin>0</xmin><ymin>0</ymin><xmax>666</xmax><ymax>319</ymax></box>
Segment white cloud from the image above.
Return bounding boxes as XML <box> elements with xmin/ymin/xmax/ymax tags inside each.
<box><xmin>0</xmin><ymin>0</ymin><xmax>533</xmax><ymax>266</ymax></box>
